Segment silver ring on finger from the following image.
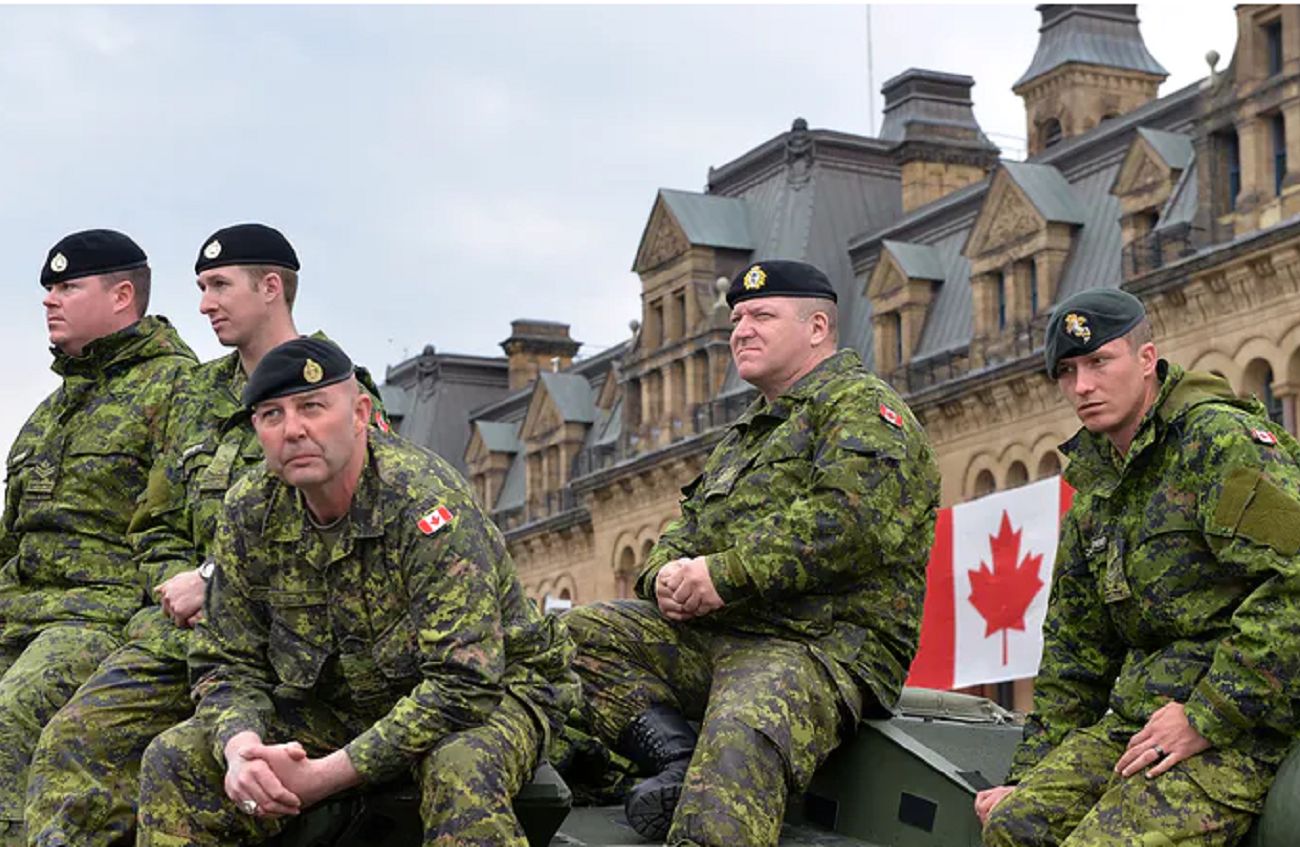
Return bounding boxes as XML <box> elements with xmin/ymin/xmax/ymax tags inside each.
<box><xmin>1152</xmin><ymin>744</ymin><xmax>1167</xmax><ymax>759</ymax></box>
<box><xmin>241</xmin><ymin>798</ymin><xmax>258</xmax><ymax>815</ymax></box>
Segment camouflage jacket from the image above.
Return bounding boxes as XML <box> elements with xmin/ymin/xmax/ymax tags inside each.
<box><xmin>635</xmin><ymin>349</ymin><xmax>940</xmax><ymax>717</ymax></box>
<box><xmin>1009</xmin><ymin>363</ymin><xmax>1300</xmax><ymax>782</ymax></box>
<box><xmin>190</xmin><ymin>429</ymin><xmax>579</xmax><ymax>784</ymax></box>
<box><xmin>0</xmin><ymin>317</ymin><xmax>196</xmax><ymax>638</ymax></box>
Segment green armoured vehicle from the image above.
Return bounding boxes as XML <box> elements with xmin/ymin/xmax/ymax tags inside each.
<box><xmin>271</xmin><ymin>688</ymin><xmax>1299</xmax><ymax>846</ymax></box>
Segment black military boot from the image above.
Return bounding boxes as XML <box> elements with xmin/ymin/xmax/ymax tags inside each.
<box><xmin>618</xmin><ymin>706</ymin><xmax>698</xmax><ymax>842</ymax></box>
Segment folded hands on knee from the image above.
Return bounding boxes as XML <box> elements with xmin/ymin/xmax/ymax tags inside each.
<box><xmin>655</xmin><ymin>557</ymin><xmax>724</xmax><ymax>622</ymax></box>
<box><xmin>223</xmin><ymin>732</ymin><xmax>362</xmax><ymax>819</ymax></box>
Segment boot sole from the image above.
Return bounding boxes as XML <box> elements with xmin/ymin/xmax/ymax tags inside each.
<box><xmin>625</xmin><ymin>782</ymin><xmax>681</xmax><ymax>842</ymax></box>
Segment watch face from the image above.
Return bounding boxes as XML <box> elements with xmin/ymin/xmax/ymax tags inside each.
<box><xmin>199</xmin><ymin>560</ymin><xmax>216</xmax><ymax>580</ymax></box>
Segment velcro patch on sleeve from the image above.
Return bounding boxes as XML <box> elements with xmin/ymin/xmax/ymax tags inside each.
<box><xmin>879</xmin><ymin>403</ymin><xmax>903</xmax><ymax>428</ymax></box>
<box><xmin>1213</xmin><ymin>467</ymin><xmax>1300</xmax><ymax>555</ymax></box>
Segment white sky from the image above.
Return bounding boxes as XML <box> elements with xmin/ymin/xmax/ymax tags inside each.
<box><xmin>0</xmin><ymin>3</ymin><xmax>1237</xmax><ymax>468</ymax></box>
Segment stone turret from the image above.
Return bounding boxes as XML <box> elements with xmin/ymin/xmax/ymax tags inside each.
<box><xmin>1014</xmin><ymin>4</ymin><xmax>1167</xmax><ymax>156</ymax></box>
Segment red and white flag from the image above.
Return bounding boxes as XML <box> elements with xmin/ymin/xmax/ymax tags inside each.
<box><xmin>417</xmin><ymin>505</ymin><xmax>454</xmax><ymax>536</ymax></box>
<box><xmin>907</xmin><ymin>475</ymin><xmax>1074</xmax><ymax>690</ymax></box>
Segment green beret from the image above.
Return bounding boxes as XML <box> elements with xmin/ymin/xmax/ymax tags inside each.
<box><xmin>195</xmin><ymin>223</ymin><xmax>299</xmax><ymax>274</ymax></box>
<box><xmin>41</xmin><ymin>229</ymin><xmax>147</xmax><ymax>288</ymax></box>
<box><xmin>726</xmin><ymin>259</ymin><xmax>837</xmax><ymax>308</ymax></box>
<box><xmin>1044</xmin><ymin>288</ymin><xmax>1146</xmax><ymax>377</ymax></box>
<box><xmin>243</xmin><ymin>337</ymin><xmax>354</xmax><ymax>408</ymax></box>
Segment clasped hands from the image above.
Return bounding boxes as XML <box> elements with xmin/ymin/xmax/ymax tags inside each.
<box><xmin>655</xmin><ymin>556</ymin><xmax>724</xmax><ymax>621</ymax></box>
<box><xmin>223</xmin><ymin>731</ymin><xmax>359</xmax><ymax>819</ymax></box>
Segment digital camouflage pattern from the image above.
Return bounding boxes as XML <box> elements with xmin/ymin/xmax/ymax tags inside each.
<box><xmin>997</xmin><ymin>363</ymin><xmax>1300</xmax><ymax>843</ymax></box>
<box><xmin>135</xmin><ymin>428</ymin><xmax>579</xmax><ymax>845</ymax></box>
<box><xmin>986</xmin><ymin>713</ymin><xmax>1258</xmax><ymax>847</ymax></box>
<box><xmin>138</xmin><ymin>690</ymin><xmax>540</xmax><ymax>847</ymax></box>
<box><xmin>27</xmin><ymin>349</ymin><xmax>388</xmax><ymax>847</ymax></box>
<box><xmin>0</xmin><ymin>316</ymin><xmax>196</xmax><ymax>844</ymax></box>
<box><xmin>570</xmin><ymin>349</ymin><xmax>939</xmax><ymax>846</ymax></box>
<box><xmin>567</xmin><ymin>600</ymin><xmax>851</xmax><ymax>846</ymax></box>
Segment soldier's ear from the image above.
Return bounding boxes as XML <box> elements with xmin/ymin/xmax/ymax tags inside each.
<box><xmin>354</xmin><ymin>391</ymin><xmax>372</xmax><ymax>434</ymax></box>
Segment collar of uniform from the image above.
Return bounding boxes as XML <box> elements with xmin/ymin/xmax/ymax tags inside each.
<box><xmin>211</xmin><ymin>350</ymin><xmax>250</xmax><ymax>431</ymax></box>
<box><xmin>261</xmin><ymin>439</ymin><xmax>386</xmax><ymax>543</ymax></box>
<box><xmin>50</xmin><ymin>318</ymin><xmax>147</xmax><ymax>377</ymax></box>
<box><xmin>737</xmin><ymin>348</ymin><xmax>861</xmax><ymax>425</ymax></box>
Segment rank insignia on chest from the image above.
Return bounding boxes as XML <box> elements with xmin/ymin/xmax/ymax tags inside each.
<box><xmin>879</xmin><ymin>403</ymin><xmax>903</xmax><ymax>428</ymax></box>
<box><xmin>417</xmin><ymin>505</ymin><xmax>454</xmax><ymax>536</ymax></box>
<box><xmin>1251</xmin><ymin>428</ymin><xmax>1278</xmax><ymax>446</ymax></box>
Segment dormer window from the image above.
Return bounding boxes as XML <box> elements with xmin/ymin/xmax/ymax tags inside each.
<box><xmin>866</xmin><ymin>240</ymin><xmax>946</xmax><ymax>378</ymax></box>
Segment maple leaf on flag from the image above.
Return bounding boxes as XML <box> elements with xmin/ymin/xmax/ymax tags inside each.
<box><xmin>966</xmin><ymin>510</ymin><xmax>1045</xmax><ymax>666</ymax></box>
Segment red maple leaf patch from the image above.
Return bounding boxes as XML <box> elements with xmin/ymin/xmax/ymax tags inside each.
<box><xmin>966</xmin><ymin>511</ymin><xmax>1045</xmax><ymax>666</ymax></box>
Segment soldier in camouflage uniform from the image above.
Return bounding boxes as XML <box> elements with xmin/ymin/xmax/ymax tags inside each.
<box><xmin>977</xmin><ymin>289</ymin><xmax>1300</xmax><ymax>847</ymax></box>
<box><xmin>25</xmin><ymin>225</ymin><xmax>390</xmax><ymax>847</ymax></box>
<box><xmin>134</xmin><ymin>338</ymin><xmax>578</xmax><ymax>847</ymax></box>
<box><xmin>565</xmin><ymin>260</ymin><xmax>940</xmax><ymax>845</ymax></box>
<box><xmin>0</xmin><ymin>230</ymin><xmax>196</xmax><ymax>846</ymax></box>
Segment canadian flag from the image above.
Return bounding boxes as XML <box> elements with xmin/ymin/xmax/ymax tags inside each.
<box><xmin>907</xmin><ymin>475</ymin><xmax>1074</xmax><ymax>690</ymax></box>
<box><xmin>417</xmin><ymin>505</ymin><xmax>454</xmax><ymax>536</ymax></box>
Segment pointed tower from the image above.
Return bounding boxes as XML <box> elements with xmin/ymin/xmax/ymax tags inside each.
<box><xmin>1014</xmin><ymin>4</ymin><xmax>1167</xmax><ymax>156</ymax></box>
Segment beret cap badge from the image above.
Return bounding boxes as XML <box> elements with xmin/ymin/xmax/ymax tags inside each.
<box><xmin>203</xmin><ymin>240</ymin><xmax>222</xmax><ymax>260</ymax></box>
<box><xmin>49</xmin><ymin>253</ymin><xmax>67</xmax><ymax>273</ymax></box>
<box><xmin>303</xmin><ymin>358</ymin><xmax>324</xmax><ymax>384</ymax></box>
<box><xmin>1064</xmin><ymin>313</ymin><xmax>1091</xmax><ymax>342</ymax></box>
<box><xmin>742</xmin><ymin>266</ymin><xmax>767</xmax><ymax>291</ymax></box>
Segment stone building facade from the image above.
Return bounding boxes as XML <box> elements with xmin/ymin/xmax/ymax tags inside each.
<box><xmin>382</xmin><ymin>4</ymin><xmax>1300</xmax><ymax>709</ymax></box>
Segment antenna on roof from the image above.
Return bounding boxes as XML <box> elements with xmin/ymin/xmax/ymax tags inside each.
<box><xmin>866</xmin><ymin>6</ymin><xmax>876</xmax><ymax>137</ymax></box>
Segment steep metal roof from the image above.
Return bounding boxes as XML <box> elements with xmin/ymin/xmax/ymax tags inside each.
<box><xmin>1155</xmin><ymin>158</ymin><xmax>1199</xmax><ymax>233</ymax></box>
<box><xmin>378</xmin><ymin>383</ymin><xmax>411</xmax><ymax>419</ymax></box>
<box><xmin>659</xmin><ymin>189</ymin><xmax>755</xmax><ymax>251</ymax></box>
<box><xmin>493</xmin><ymin>448</ymin><xmax>526</xmax><ymax>513</ymax></box>
<box><xmin>538</xmin><ymin>371</ymin><xmax>596</xmax><ymax>424</ymax></box>
<box><xmin>883</xmin><ymin>240</ymin><xmax>946</xmax><ymax>281</ymax></box>
<box><xmin>1137</xmin><ymin>127</ymin><xmax>1194</xmax><ymax>171</ymax></box>
<box><xmin>1014</xmin><ymin>4</ymin><xmax>1168</xmax><ymax>90</ymax></box>
<box><xmin>475</xmin><ymin>420</ymin><xmax>520</xmax><ymax>454</ymax></box>
<box><xmin>1003</xmin><ymin>161</ymin><xmax>1086</xmax><ymax>224</ymax></box>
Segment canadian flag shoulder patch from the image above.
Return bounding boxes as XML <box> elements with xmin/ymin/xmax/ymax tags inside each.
<box><xmin>374</xmin><ymin>411</ymin><xmax>390</xmax><ymax>434</ymax></box>
<box><xmin>417</xmin><ymin>505</ymin><xmax>454</xmax><ymax>536</ymax></box>
<box><xmin>1251</xmin><ymin>428</ymin><xmax>1278</xmax><ymax>446</ymax></box>
<box><xmin>879</xmin><ymin>403</ymin><xmax>903</xmax><ymax>428</ymax></box>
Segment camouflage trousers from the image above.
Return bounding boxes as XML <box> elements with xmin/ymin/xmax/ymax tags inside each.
<box><xmin>984</xmin><ymin>713</ymin><xmax>1270</xmax><ymax>847</ymax></box>
<box><xmin>27</xmin><ymin>607</ymin><xmax>192</xmax><ymax>847</ymax></box>
<box><xmin>567</xmin><ymin>599</ymin><xmax>860</xmax><ymax>847</ymax></box>
<box><xmin>136</xmin><ymin>690</ymin><xmax>542</xmax><ymax>847</ymax></box>
<box><xmin>0</xmin><ymin>624</ymin><xmax>121</xmax><ymax>847</ymax></box>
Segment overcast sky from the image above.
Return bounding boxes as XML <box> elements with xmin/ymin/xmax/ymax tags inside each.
<box><xmin>0</xmin><ymin>3</ymin><xmax>1236</xmax><ymax>465</ymax></box>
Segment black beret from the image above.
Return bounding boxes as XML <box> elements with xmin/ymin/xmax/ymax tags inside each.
<box><xmin>726</xmin><ymin>259</ymin><xmax>837</xmax><ymax>308</ymax></box>
<box><xmin>1044</xmin><ymin>288</ymin><xmax>1147</xmax><ymax>377</ymax></box>
<box><xmin>195</xmin><ymin>223</ymin><xmax>300</xmax><ymax>274</ymax></box>
<box><xmin>243</xmin><ymin>337</ymin><xmax>354</xmax><ymax>408</ymax></box>
<box><xmin>41</xmin><ymin>229</ymin><xmax>147</xmax><ymax>287</ymax></box>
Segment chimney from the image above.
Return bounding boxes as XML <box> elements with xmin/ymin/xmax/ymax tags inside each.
<box><xmin>1014</xmin><ymin>4</ymin><xmax>1168</xmax><ymax>156</ymax></box>
<box><xmin>499</xmin><ymin>320</ymin><xmax>581</xmax><ymax>391</ymax></box>
<box><xmin>879</xmin><ymin>69</ymin><xmax>1001</xmax><ymax>213</ymax></box>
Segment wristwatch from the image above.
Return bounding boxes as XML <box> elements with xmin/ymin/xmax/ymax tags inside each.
<box><xmin>198</xmin><ymin>559</ymin><xmax>216</xmax><ymax>582</ymax></box>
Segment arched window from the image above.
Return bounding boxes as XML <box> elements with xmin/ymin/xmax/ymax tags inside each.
<box><xmin>1006</xmin><ymin>461</ymin><xmax>1029</xmax><ymax>489</ymax></box>
<box><xmin>1036</xmin><ymin>452</ymin><xmax>1062</xmax><ymax>480</ymax></box>
<box><xmin>973</xmin><ymin>469</ymin><xmax>996</xmax><ymax>499</ymax></box>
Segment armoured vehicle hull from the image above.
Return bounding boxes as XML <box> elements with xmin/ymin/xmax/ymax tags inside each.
<box><xmin>268</xmin><ymin>689</ymin><xmax>1298</xmax><ymax>846</ymax></box>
